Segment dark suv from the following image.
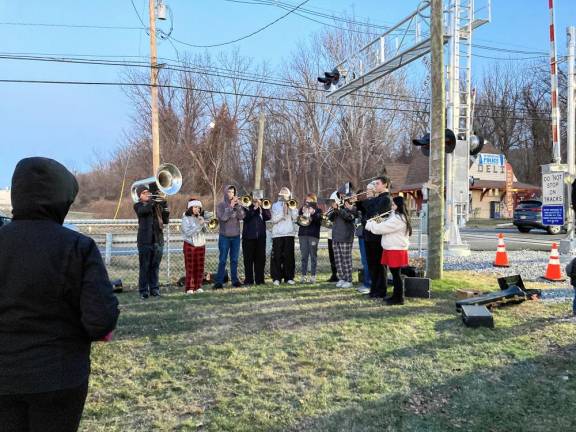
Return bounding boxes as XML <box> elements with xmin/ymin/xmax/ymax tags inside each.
<box><xmin>0</xmin><ymin>212</ymin><xmax>11</xmax><ymax>228</ymax></box>
<box><xmin>513</xmin><ymin>200</ymin><xmax>563</xmax><ymax>234</ymax></box>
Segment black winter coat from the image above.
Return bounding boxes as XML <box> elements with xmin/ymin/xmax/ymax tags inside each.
<box><xmin>356</xmin><ymin>192</ymin><xmax>392</xmax><ymax>242</ymax></box>
<box><xmin>134</xmin><ymin>200</ymin><xmax>170</xmax><ymax>246</ymax></box>
<box><xmin>242</xmin><ymin>205</ymin><xmax>271</xmax><ymax>240</ymax></box>
<box><xmin>297</xmin><ymin>205</ymin><xmax>323</xmax><ymax>238</ymax></box>
<box><xmin>0</xmin><ymin>157</ymin><xmax>119</xmax><ymax>395</ymax></box>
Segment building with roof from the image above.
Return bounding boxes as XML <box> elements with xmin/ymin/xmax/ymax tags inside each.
<box><xmin>386</xmin><ymin>142</ymin><xmax>540</xmax><ymax>219</ymax></box>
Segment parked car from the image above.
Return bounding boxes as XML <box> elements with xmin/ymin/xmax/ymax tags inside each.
<box><xmin>513</xmin><ymin>199</ymin><xmax>563</xmax><ymax>234</ymax></box>
<box><xmin>0</xmin><ymin>213</ymin><xmax>77</xmax><ymax>232</ymax></box>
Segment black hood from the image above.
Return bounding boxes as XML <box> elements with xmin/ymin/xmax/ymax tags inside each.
<box><xmin>11</xmin><ymin>157</ymin><xmax>78</xmax><ymax>224</ymax></box>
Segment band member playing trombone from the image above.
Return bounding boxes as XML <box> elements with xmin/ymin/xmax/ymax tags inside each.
<box><xmin>242</xmin><ymin>196</ymin><xmax>271</xmax><ymax>286</ymax></box>
<box><xmin>365</xmin><ymin>196</ymin><xmax>412</xmax><ymax>305</ymax></box>
<box><xmin>328</xmin><ymin>188</ymin><xmax>358</xmax><ymax>289</ymax></box>
<box><xmin>181</xmin><ymin>198</ymin><xmax>207</xmax><ymax>294</ymax></box>
<box><xmin>271</xmin><ymin>187</ymin><xmax>298</xmax><ymax>285</ymax></box>
<box><xmin>297</xmin><ymin>193</ymin><xmax>323</xmax><ymax>284</ymax></box>
<box><xmin>134</xmin><ymin>185</ymin><xmax>170</xmax><ymax>300</ymax></box>
<box><xmin>352</xmin><ymin>176</ymin><xmax>391</xmax><ymax>299</ymax></box>
<box><xmin>214</xmin><ymin>185</ymin><xmax>245</xmax><ymax>289</ymax></box>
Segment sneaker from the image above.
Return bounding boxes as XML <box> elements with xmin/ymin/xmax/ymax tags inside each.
<box><xmin>186</xmin><ymin>290</ymin><xmax>195</xmax><ymax>295</ymax></box>
<box><xmin>300</xmin><ymin>276</ymin><xmax>307</xmax><ymax>284</ymax></box>
<box><xmin>309</xmin><ymin>275</ymin><xmax>316</xmax><ymax>284</ymax></box>
<box><xmin>327</xmin><ymin>275</ymin><xmax>339</xmax><ymax>282</ymax></box>
<box><xmin>196</xmin><ymin>288</ymin><xmax>204</xmax><ymax>293</ymax></box>
<box><xmin>341</xmin><ymin>281</ymin><xmax>352</xmax><ymax>289</ymax></box>
<box><xmin>287</xmin><ymin>280</ymin><xmax>295</xmax><ymax>285</ymax></box>
<box><xmin>213</xmin><ymin>283</ymin><xmax>223</xmax><ymax>289</ymax></box>
<box><xmin>357</xmin><ymin>287</ymin><xmax>370</xmax><ymax>294</ymax></box>
<box><xmin>273</xmin><ymin>280</ymin><xmax>280</xmax><ymax>286</ymax></box>
<box><xmin>336</xmin><ymin>280</ymin><xmax>344</xmax><ymax>288</ymax></box>
<box><xmin>150</xmin><ymin>289</ymin><xmax>160</xmax><ymax>297</ymax></box>
<box><xmin>140</xmin><ymin>293</ymin><xmax>149</xmax><ymax>300</ymax></box>
<box><xmin>232</xmin><ymin>281</ymin><xmax>243</xmax><ymax>288</ymax></box>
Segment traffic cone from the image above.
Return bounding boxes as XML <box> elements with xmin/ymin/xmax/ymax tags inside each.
<box><xmin>543</xmin><ymin>243</ymin><xmax>565</xmax><ymax>281</ymax></box>
<box><xmin>493</xmin><ymin>233</ymin><xmax>510</xmax><ymax>267</ymax></box>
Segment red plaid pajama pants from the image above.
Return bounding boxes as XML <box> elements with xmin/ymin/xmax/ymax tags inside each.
<box><xmin>183</xmin><ymin>242</ymin><xmax>206</xmax><ymax>291</ymax></box>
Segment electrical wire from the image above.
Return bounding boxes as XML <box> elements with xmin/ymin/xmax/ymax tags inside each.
<box><xmin>169</xmin><ymin>0</ymin><xmax>310</xmax><ymax>48</ymax></box>
<box><xmin>0</xmin><ymin>21</ymin><xmax>143</xmax><ymax>30</ymax></box>
<box><xmin>129</xmin><ymin>0</ymin><xmax>148</xmax><ymax>29</ymax></box>
<box><xmin>0</xmin><ymin>78</ymin><xmax>552</xmax><ymax>122</ymax></box>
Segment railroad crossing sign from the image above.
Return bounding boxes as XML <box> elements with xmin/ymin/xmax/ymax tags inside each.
<box><xmin>542</xmin><ymin>172</ymin><xmax>565</xmax><ymax>225</ymax></box>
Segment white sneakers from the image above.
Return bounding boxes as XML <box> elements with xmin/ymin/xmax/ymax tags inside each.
<box><xmin>341</xmin><ymin>281</ymin><xmax>352</xmax><ymax>289</ymax></box>
<box><xmin>186</xmin><ymin>288</ymin><xmax>205</xmax><ymax>294</ymax></box>
<box><xmin>309</xmin><ymin>275</ymin><xmax>316</xmax><ymax>284</ymax></box>
<box><xmin>273</xmin><ymin>280</ymin><xmax>280</xmax><ymax>286</ymax></box>
<box><xmin>196</xmin><ymin>288</ymin><xmax>204</xmax><ymax>293</ymax></box>
<box><xmin>300</xmin><ymin>276</ymin><xmax>308</xmax><ymax>284</ymax></box>
<box><xmin>336</xmin><ymin>280</ymin><xmax>344</xmax><ymax>287</ymax></box>
<box><xmin>357</xmin><ymin>286</ymin><xmax>370</xmax><ymax>294</ymax></box>
<box><xmin>287</xmin><ymin>280</ymin><xmax>295</xmax><ymax>285</ymax></box>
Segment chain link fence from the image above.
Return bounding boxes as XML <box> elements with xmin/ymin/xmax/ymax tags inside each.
<box><xmin>67</xmin><ymin>215</ymin><xmax>424</xmax><ymax>288</ymax></box>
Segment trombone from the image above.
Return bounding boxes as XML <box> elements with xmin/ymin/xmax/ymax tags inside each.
<box><xmin>367</xmin><ymin>210</ymin><xmax>393</xmax><ymax>224</ymax></box>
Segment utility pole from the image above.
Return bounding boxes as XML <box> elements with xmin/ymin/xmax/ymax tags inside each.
<box><xmin>567</xmin><ymin>26</ymin><xmax>575</xmax><ymax>242</ymax></box>
<box><xmin>253</xmin><ymin>110</ymin><xmax>265</xmax><ymax>196</ymax></box>
<box><xmin>149</xmin><ymin>0</ymin><xmax>160</xmax><ymax>175</ymax></box>
<box><xmin>428</xmin><ymin>0</ymin><xmax>445</xmax><ymax>279</ymax></box>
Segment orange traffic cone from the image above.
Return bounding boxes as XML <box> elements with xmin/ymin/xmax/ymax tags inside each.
<box><xmin>543</xmin><ymin>243</ymin><xmax>565</xmax><ymax>281</ymax></box>
<box><xmin>493</xmin><ymin>233</ymin><xmax>510</xmax><ymax>267</ymax></box>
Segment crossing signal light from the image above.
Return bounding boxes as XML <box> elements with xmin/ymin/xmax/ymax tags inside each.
<box><xmin>412</xmin><ymin>129</ymin><xmax>457</xmax><ymax>157</ymax></box>
<box><xmin>469</xmin><ymin>134</ymin><xmax>485</xmax><ymax>156</ymax></box>
<box><xmin>318</xmin><ymin>68</ymin><xmax>340</xmax><ymax>90</ymax></box>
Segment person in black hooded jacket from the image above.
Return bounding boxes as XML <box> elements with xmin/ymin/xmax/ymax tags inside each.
<box><xmin>0</xmin><ymin>157</ymin><xmax>119</xmax><ymax>432</ymax></box>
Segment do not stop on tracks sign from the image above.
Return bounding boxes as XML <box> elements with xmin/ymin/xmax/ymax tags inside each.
<box><xmin>542</xmin><ymin>172</ymin><xmax>565</xmax><ymax>226</ymax></box>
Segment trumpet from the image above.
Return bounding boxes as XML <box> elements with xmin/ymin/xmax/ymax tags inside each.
<box><xmin>367</xmin><ymin>210</ymin><xmax>393</xmax><ymax>224</ymax></box>
<box><xmin>287</xmin><ymin>199</ymin><xmax>298</xmax><ymax>210</ymax></box>
<box><xmin>239</xmin><ymin>195</ymin><xmax>272</xmax><ymax>209</ymax></box>
<box><xmin>206</xmin><ymin>218</ymin><xmax>219</xmax><ymax>232</ymax></box>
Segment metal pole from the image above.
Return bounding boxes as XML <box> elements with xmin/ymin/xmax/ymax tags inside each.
<box><xmin>149</xmin><ymin>0</ymin><xmax>160</xmax><ymax>174</ymax></box>
<box><xmin>567</xmin><ymin>26</ymin><xmax>576</xmax><ymax>241</ymax></box>
<box><xmin>548</xmin><ymin>0</ymin><xmax>562</xmax><ymax>164</ymax></box>
<box><xmin>428</xmin><ymin>0</ymin><xmax>445</xmax><ymax>280</ymax></box>
<box><xmin>254</xmin><ymin>110</ymin><xmax>265</xmax><ymax>191</ymax></box>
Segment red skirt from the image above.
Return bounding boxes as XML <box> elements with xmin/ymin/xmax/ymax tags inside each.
<box><xmin>380</xmin><ymin>250</ymin><xmax>409</xmax><ymax>268</ymax></box>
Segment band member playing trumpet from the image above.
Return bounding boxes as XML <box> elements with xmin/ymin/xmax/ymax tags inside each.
<box><xmin>365</xmin><ymin>196</ymin><xmax>412</xmax><ymax>305</ymax></box>
<box><xmin>242</xmin><ymin>197</ymin><xmax>271</xmax><ymax>286</ymax></box>
<box><xmin>271</xmin><ymin>187</ymin><xmax>298</xmax><ymax>285</ymax></box>
<box><xmin>181</xmin><ymin>198</ymin><xmax>206</xmax><ymax>294</ymax></box>
<box><xmin>352</xmin><ymin>176</ymin><xmax>391</xmax><ymax>299</ymax></box>
<box><xmin>298</xmin><ymin>193</ymin><xmax>323</xmax><ymax>284</ymax></box>
<box><xmin>214</xmin><ymin>185</ymin><xmax>245</xmax><ymax>289</ymax></box>
<box><xmin>134</xmin><ymin>185</ymin><xmax>170</xmax><ymax>299</ymax></box>
<box><xmin>328</xmin><ymin>189</ymin><xmax>358</xmax><ymax>289</ymax></box>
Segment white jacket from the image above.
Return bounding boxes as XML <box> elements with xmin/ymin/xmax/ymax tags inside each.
<box><xmin>181</xmin><ymin>213</ymin><xmax>206</xmax><ymax>247</ymax></box>
<box><xmin>270</xmin><ymin>201</ymin><xmax>298</xmax><ymax>238</ymax></box>
<box><xmin>365</xmin><ymin>213</ymin><xmax>410</xmax><ymax>250</ymax></box>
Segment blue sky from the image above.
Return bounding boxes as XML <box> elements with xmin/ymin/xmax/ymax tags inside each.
<box><xmin>0</xmin><ymin>0</ymin><xmax>574</xmax><ymax>187</ymax></box>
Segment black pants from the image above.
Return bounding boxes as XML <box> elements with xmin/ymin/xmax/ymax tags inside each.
<box><xmin>242</xmin><ymin>237</ymin><xmax>267</xmax><ymax>284</ymax></box>
<box><xmin>365</xmin><ymin>240</ymin><xmax>388</xmax><ymax>297</ymax></box>
<box><xmin>138</xmin><ymin>243</ymin><xmax>163</xmax><ymax>295</ymax></box>
<box><xmin>328</xmin><ymin>239</ymin><xmax>337</xmax><ymax>279</ymax></box>
<box><xmin>271</xmin><ymin>237</ymin><xmax>295</xmax><ymax>282</ymax></box>
<box><xmin>389</xmin><ymin>267</ymin><xmax>405</xmax><ymax>301</ymax></box>
<box><xmin>0</xmin><ymin>381</ymin><xmax>88</xmax><ymax>432</ymax></box>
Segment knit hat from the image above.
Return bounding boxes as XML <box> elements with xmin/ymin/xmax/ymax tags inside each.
<box><xmin>187</xmin><ymin>199</ymin><xmax>202</xmax><ymax>209</ymax></box>
<box><xmin>278</xmin><ymin>187</ymin><xmax>291</xmax><ymax>200</ymax></box>
<box><xmin>136</xmin><ymin>185</ymin><xmax>149</xmax><ymax>197</ymax></box>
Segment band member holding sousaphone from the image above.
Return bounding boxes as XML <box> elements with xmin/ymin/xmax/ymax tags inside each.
<box><xmin>352</xmin><ymin>176</ymin><xmax>392</xmax><ymax>299</ymax></box>
<box><xmin>181</xmin><ymin>198</ymin><xmax>207</xmax><ymax>294</ymax></box>
<box><xmin>328</xmin><ymin>184</ymin><xmax>358</xmax><ymax>289</ymax></box>
<box><xmin>214</xmin><ymin>185</ymin><xmax>245</xmax><ymax>289</ymax></box>
<box><xmin>134</xmin><ymin>185</ymin><xmax>170</xmax><ymax>300</ymax></box>
<box><xmin>242</xmin><ymin>196</ymin><xmax>271</xmax><ymax>286</ymax></box>
<box><xmin>297</xmin><ymin>193</ymin><xmax>323</xmax><ymax>284</ymax></box>
<box><xmin>270</xmin><ymin>187</ymin><xmax>298</xmax><ymax>285</ymax></box>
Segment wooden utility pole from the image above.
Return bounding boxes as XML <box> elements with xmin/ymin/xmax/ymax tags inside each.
<box><xmin>253</xmin><ymin>110</ymin><xmax>265</xmax><ymax>193</ymax></box>
<box><xmin>427</xmin><ymin>0</ymin><xmax>445</xmax><ymax>279</ymax></box>
<box><xmin>149</xmin><ymin>0</ymin><xmax>160</xmax><ymax>174</ymax></box>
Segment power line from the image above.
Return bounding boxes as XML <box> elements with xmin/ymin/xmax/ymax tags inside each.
<box><xmin>129</xmin><ymin>0</ymin><xmax>148</xmax><ymax>29</ymax></box>
<box><xmin>169</xmin><ymin>0</ymin><xmax>310</xmax><ymax>48</ymax></box>
<box><xmin>0</xmin><ymin>52</ymin><xmax>554</xmax><ymax>116</ymax></box>
<box><xmin>0</xmin><ymin>78</ymin><xmax>552</xmax><ymax>122</ymax></box>
<box><xmin>0</xmin><ymin>21</ymin><xmax>143</xmax><ymax>30</ymax></box>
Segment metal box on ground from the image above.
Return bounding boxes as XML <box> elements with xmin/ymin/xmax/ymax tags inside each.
<box><xmin>404</xmin><ymin>277</ymin><xmax>431</xmax><ymax>298</ymax></box>
<box><xmin>461</xmin><ymin>305</ymin><xmax>494</xmax><ymax>328</ymax></box>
